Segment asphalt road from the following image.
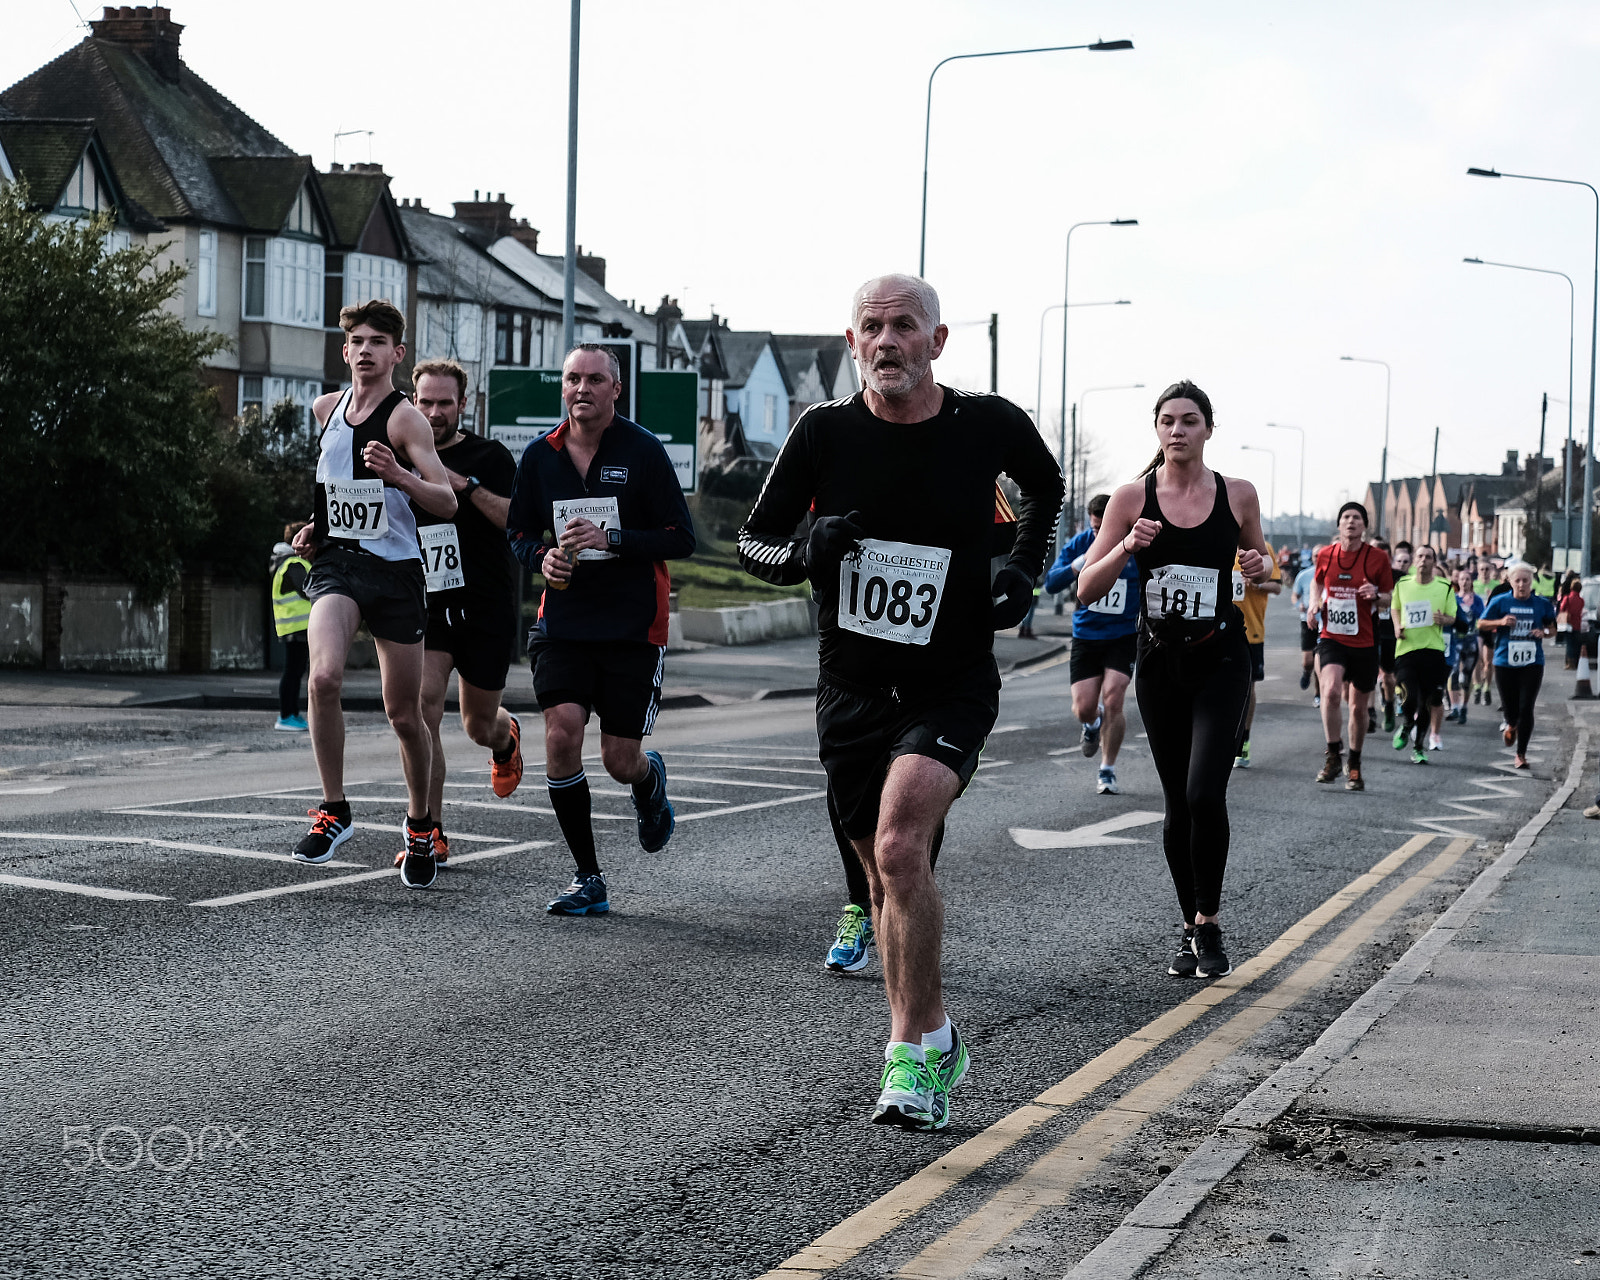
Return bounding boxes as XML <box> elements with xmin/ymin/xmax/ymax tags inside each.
<box><xmin>0</xmin><ymin>591</ymin><xmax>1568</xmax><ymax>1278</ymax></box>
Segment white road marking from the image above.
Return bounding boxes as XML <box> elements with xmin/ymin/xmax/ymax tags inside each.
<box><xmin>0</xmin><ymin>786</ymin><xmax>67</xmax><ymax>795</ymax></box>
<box><xmin>0</xmin><ymin>873</ymin><xmax>169</xmax><ymax>902</ymax></box>
<box><xmin>1046</xmin><ymin>748</ymin><xmax>1074</xmax><ymax>757</ymax></box>
<box><xmin>989</xmin><ymin>725</ymin><xmax>1026</xmax><ymax>734</ymax></box>
<box><xmin>101</xmin><ymin>811</ymin><xmax>513</xmax><ymax>842</ymax></box>
<box><xmin>445</xmin><ymin>799</ymin><xmax>633</xmax><ymax>820</ymax></box>
<box><xmin>675</xmin><ymin>790</ymin><xmax>829</xmax><ymax>823</ymax></box>
<box><xmin>0</xmin><ymin>831</ymin><xmax>364</xmax><ymax>868</ymax></box>
<box><xmin>667</xmin><ymin>775</ymin><xmax>815</xmax><ymax>791</ymax></box>
<box><xmin>106</xmin><ymin>783</ymin><xmax>382</xmax><ymax>811</ymax></box>
<box><xmin>189</xmin><ymin>840</ymin><xmax>550</xmax><ymax>908</ymax></box>
<box><xmin>1009</xmin><ymin>811</ymin><xmax>1165</xmax><ymax>850</ymax></box>
<box><xmin>672</xmin><ymin>752</ymin><xmax>820</xmax><ymax>763</ymax></box>
<box><xmin>974</xmin><ymin>760</ymin><xmax>1011</xmax><ymax>770</ymax></box>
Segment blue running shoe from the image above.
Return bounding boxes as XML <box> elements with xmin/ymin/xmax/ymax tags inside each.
<box><xmin>546</xmin><ymin>872</ymin><xmax>609</xmax><ymax>915</ymax></box>
<box><xmin>1080</xmin><ymin>716</ymin><xmax>1101</xmax><ymax>758</ymax></box>
<box><xmin>633</xmin><ymin>750</ymin><xmax>674</xmax><ymax>853</ymax></box>
<box><xmin>826</xmin><ymin>904</ymin><xmax>874</xmax><ymax>972</ymax></box>
<box><xmin>1097</xmin><ymin>765</ymin><xmax>1119</xmax><ymax>795</ymax></box>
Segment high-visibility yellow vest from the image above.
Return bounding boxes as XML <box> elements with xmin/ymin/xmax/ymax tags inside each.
<box><xmin>271</xmin><ymin>556</ymin><xmax>312</xmax><ymax>637</ymax></box>
<box><xmin>1533</xmin><ymin>571</ymin><xmax>1557</xmax><ymax>599</ymax></box>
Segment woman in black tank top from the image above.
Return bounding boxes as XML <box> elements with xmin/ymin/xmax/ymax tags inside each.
<box><xmin>1075</xmin><ymin>382</ymin><xmax>1274</xmax><ymax>981</ymax></box>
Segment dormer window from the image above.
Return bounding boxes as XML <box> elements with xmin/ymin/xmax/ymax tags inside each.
<box><xmin>282</xmin><ymin>183</ymin><xmax>321</xmax><ymax>239</ymax></box>
<box><xmin>55</xmin><ymin>151</ymin><xmax>114</xmax><ymax>217</ymax></box>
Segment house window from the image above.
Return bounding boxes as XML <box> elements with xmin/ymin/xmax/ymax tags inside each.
<box><xmin>196</xmin><ymin>229</ymin><xmax>217</xmax><ymax>317</ymax></box>
<box><xmin>57</xmin><ymin>153</ymin><xmax>111</xmax><ymax>215</ymax></box>
<box><xmin>239</xmin><ymin>376</ymin><xmax>319</xmax><ymax>433</ymax></box>
<box><xmin>283</xmin><ymin>185</ymin><xmax>321</xmax><ymax>238</ymax></box>
<box><xmin>454</xmin><ymin>302</ymin><xmax>481</xmax><ymax>361</ymax></box>
<box><xmin>494</xmin><ymin>310</ymin><xmax>534</xmax><ymax>365</ymax></box>
<box><xmin>764</xmin><ymin>394</ymin><xmax>777</xmax><ymax>434</ymax></box>
<box><xmin>243</xmin><ymin>237</ymin><xmax>267</xmax><ymax>318</ymax></box>
<box><xmin>345</xmin><ymin>252</ymin><xmax>406</xmax><ymax>312</ymax></box>
<box><xmin>495</xmin><ymin>311</ymin><xmax>510</xmax><ymax>364</ymax></box>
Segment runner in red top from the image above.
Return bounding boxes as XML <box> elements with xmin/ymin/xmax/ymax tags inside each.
<box><xmin>1303</xmin><ymin>502</ymin><xmax>1393</xmax><ymax>791</ymax></box>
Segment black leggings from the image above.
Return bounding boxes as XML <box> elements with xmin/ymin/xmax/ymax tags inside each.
<box><xmin>279</xmin><ymin>634</ymin><xmax>309</xmax><ymax>719</ymax></box>
<box><xmin>1494</xmin><ymin>664</ymin><xmax>1544</xmax><ymax>756</ymax></box>
<box><xmin>1136</xmin><ymin>632</ymin><xmax>1252</xmax><ymax>922</ymax></box>
<box><xmin>831</xmin><ymin>786</ymin><xmax>941</xmax><ymax>910</ymax></box>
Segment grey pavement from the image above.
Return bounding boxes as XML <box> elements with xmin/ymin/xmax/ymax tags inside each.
<box><xmin>1104</xmin><ymin>698</ymin><xmax>1600</xmax><ymax>1280</ymax></box>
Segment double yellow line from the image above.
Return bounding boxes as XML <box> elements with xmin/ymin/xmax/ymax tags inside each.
<box><xmin>762</xmin><ymin>832</ymin><xmax>1472</xmax><ymax>1279</ymax></box>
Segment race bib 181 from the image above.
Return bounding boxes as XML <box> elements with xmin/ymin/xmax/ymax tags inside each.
<box><xmin>838</xmin><ymin>539</ymin><xmax>951</xmax><ymax>646</ymax></box>
<box><xmin>325</xmin><ymin>478</ymin><xmax>388</xmax><ymax>540</ymax></box>
<box><xmin>418</xmin><ymin>523</ymin><xmax>464</xmax><ymax>593</ymax></box>
<box><xmin>1324</xmin><ymin>590</ymin><xmax>1360</xmax><ymax>636</ymax></box>
<box><xmin>1144</xmin><ymin>565</ymin><xmax>1219</xmax><ymax>621</ymax></box>
<box><xmin>1403</xmin><ymin>599</ymin><xmax>1433</xmax><ymax>629</ymax></box>
<box><xmin>1087</xmin><ymin>577</ymin><xmax>1129</xmax><ymax>616</ymax></box>
<box><xmin>1507</xmin><ymin>639</ymin><xmax>1537</xmax><ymax>667</ymax></box>
<box><xmin>552</xmin><ymin>496</ymin><xmax>620</xmax><ymax>562</ymax></box>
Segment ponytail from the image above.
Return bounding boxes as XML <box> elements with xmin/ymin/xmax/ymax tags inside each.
<box><xmin>1142</xmin><ymin>380</ymin><xmax>1215</xmax><ymax>478</ymax></box>
<box><xmin>1138</xmin><ymin>448</ymin><xmax>1164</xmax><ymax>477</ymax></box>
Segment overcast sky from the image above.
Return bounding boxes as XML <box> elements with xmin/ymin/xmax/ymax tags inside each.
<box><xmin>10</xmin><ymin>1</ymin><xmax>1600</xmax><ymax>521</ymax></box>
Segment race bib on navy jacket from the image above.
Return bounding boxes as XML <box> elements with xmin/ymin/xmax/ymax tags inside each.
<box><xmin>505</xmin><ymin>415</ymin><xmax>696</xmax><ymax>645</ymax></box>
<box><xmin>735</xmin><ymin>388</ymin><xmax>1064</xmax><ymax>687</ymax></box>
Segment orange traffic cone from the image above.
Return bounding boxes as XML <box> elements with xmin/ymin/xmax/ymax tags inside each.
<box><xmin>1576</xmin><ymin>645</ymin><xmax>1595</xmax><ymax>700</ymax></box>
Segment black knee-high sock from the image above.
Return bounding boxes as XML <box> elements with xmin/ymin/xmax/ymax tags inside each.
<box><xmin>630</xmin><ymin>753</ymin><xmax>664</xmax><ymax>804</ymax></box>
<box><xmin>547</xmin><ymin>771</ymin><xmax>599</xmax><ymax>878</ymax></box>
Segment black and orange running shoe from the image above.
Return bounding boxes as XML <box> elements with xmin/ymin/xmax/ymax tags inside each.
<box><xmin>398</xmin><ymin>819</ymin><xmax>437</xmax><ymax>890</ymax></box>
<box><xmin>490</xmin><ymin>713</ymin><xmax>524</xmax><ymax>798</ymax></box>
<box><xmin>393</xmin><ymin>827</ymin><xmax>450</xmax><ymax>868</ymax></box>
<box><xmin>292</xmin><ymin>807</ymin><xmax>353</xmax><ymax>864</ymax></box>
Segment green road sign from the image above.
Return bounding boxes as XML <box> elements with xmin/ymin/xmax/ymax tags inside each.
<box><xmin>638</xmin><ymin>370</ymin><xmax>699</xmax><ymax>493</ymax></box>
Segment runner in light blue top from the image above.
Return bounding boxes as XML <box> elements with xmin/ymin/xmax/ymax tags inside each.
<box><xmin>1478</xmin><ymin>563</ymin><xmax>1557</xmax><ymax>769</ymax></box>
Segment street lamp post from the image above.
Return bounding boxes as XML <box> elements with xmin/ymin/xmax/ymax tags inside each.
<box><xmin>1462</xmin><ymin>256</ymin><xmax>1576</xmax><ymax>570</ymax></box>
<box><xmin>919</xmin><ymin>38</ymin><xmax>1133</xmax><ymax>276</ymax></box>
<box><xmin>1265</xmin><ymin>422</ymin><xmax>1307</xmax><ymax>548</ymax></box>
<box><xmin>1467</xmin><ymin>166</ymin><xmax>1598</xmax><ymax>575</ymax></box>
<box><xmin>1339</xmin><ymin>355</ymin><xmax>1391</xmax><ymax>538</ymax></box>
<box><xmin>1033</xmin><ymin>300</ymin><xmax>1130</xmax><ymax>426</ymax></box>
<box><xmin>1072</xmin><ymin>383</ymin><xmax>1145</xmax><ymax>527</ymax></box>
<box><xmin>1059</xmin><ymin>219</ymin><xmax>1138</xmax><ymax>541</ymax></box>
<box><xmin>1240</xmin><ymin>444</ymin><xmax>1277</xmax><ymax>539</ymax></box>
<box><xmin>560</xmin><ymin>0</ymin><xmax>580</xmax><ymax>356</ymax></box>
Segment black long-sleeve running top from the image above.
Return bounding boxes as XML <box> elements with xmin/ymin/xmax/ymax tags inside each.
<box><xmin>737</xmin><ymin>388</ymin><xmax>1064</xmax><ymax>686</ymax></box>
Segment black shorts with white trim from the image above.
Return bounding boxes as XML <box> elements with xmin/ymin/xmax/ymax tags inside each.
<box><xmin>529</xmin><ymin>631</ymin><xmax>665</xmax><ymax>739</ymax></box>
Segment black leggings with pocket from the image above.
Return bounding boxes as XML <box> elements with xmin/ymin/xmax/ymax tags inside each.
<box><xmin>1135</xmin><ymin>628</ymin><xmax>1252</xmax><ymax>922</ymax></box>
<box><xmin>1494</xmin><ymin>663</ymin><xmax>1544</xmax><ymax>756</ymax></box>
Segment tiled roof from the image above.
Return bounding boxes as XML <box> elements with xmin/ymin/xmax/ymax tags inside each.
<box><xmin>400</xmin><ymin>204</ymin><xmax>550</xmax><ymax>312</ymax></box>
<box><xmin>320</xmin><ymin>169</ymin><xmax>390</xmax><ymax>247</ymax></box>
<box><xmin>208</xmin><ymin>154</ymin><xmax>314</xmax><ymax>233</ymax></box>
<box><xmin>0</xmin><ymin>118</ymin><xmax>93</xmax><ymax>206</ymax></box>
<box><xmin>773</xmin><ymin>333</ymin><xmax>851</xmax><ymax>387</ymax></box>
<box><xmin>0</xmin><ymin>36</ymin><xmax>293</xmax><ymax>227</ymax></box>
<box><xmin>714</xmin><ymin>330</ymin><xmax>775</xmax><ymax>389</ymax></box>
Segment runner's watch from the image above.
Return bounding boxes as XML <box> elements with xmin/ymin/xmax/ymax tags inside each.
<box><xmin>606</xmin><ymin>527</ymin><xmax>623</xmax><ymax>550</ymax></box>
<box><xmin>461</xmin><ymin>475</ymin><xmax>481</xmax><ymax>500</ymax></box>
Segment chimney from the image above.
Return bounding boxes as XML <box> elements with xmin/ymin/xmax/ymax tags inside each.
<box><xmin>575</xmin><ymin>244</ymin><xmax>606</xmax><ymax>287</ymax></box>
<box><xmin>509</xmin><ymin>216</ymin><xmax>539</xmax><ymax>252</ymax></box>
<box><xmin>1503</xmin><ymin>449</ymin><xmax>1519</xmax><ymax>477</ymax></box>
<box><xmin>90</xmin><ymin>6</ymin><xmax>184</xmax><ymax>83</ymax></box>
<box><xmin>452</xmin><ymin>192</ymin><xmax>516</xmax><ymax>240</ymax></box>
<box><xmin>351</xmin><ymin>162</ymin><xmax>384</xmax><ymax>174</ymax></box>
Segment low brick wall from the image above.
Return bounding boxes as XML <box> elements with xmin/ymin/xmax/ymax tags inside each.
<box><xmin>59</xmin><ymin>582</ymin><xmax>169</xmax><ymax>672</ymax></box>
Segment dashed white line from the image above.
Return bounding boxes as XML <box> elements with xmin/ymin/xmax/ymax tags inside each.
<box><xmin>674</xmin><ymin>790</ymin><xmax>828</xmax><ymax>822</ymax></box>
<box><xmin>0</xmin><ymin>873</ymin><xmax>169</xmax><ymax>902</ymax></box>
<box><xmin>0</xmin><ymin>831</ymin><xmax>364</xmax><ymax>868</ymax></box>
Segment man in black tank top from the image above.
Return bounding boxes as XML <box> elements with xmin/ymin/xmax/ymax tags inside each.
<box><xmin>288</xmin><ymin>301</ymin><xmax>458</xmax><ymax>889</ymax></box>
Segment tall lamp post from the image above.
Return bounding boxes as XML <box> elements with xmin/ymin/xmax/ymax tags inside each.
<box><xmin>1071</xmin><ymin>383</ymin><xmax>1145</xmax><ymax>528</ymax></box>
<box><xmin>1339</xmin><ymin>355</ymin><xmax>1391</xmax><ymax>538</ymax></box>
<box><xmin>1265</xmin><ymin>422</ymin><xmax>1306</xmax><ymax>548</ymax></box>
<box><xmin>1462</xmin><ymin>257</ymin><xmax>1576</xmax><ymax>570</ymax></box>
<box><xmin>560</xmin><ymin>0</ymin><xmax>580</xmax><ymax>356</ymax></box>
<box><xmin>1033</xmin><ymin>300</ymin><xmax>1130</xmax><ymax>427</ymax></box>
<box><xmin>1059</xmin><ymin>219</ymin><xmax>1139</xmax><ymax>541</ymax></box>
<box><xmin>1240</xmin><ymin>444</ymin><xmax>1277</xmax><ymax>540</ymax></box>
<box><xmin>1467</xmin><ymin>166</ymin><xmax>1598</xmax><ymax>575</ymax></box>
<box><xmin>919</xmin><ymin>38</ymin><xmax>1133</xmax><ymax>275</ymax></box>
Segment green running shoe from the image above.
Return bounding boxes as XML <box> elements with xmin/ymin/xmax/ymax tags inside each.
<box><xmin>925</xmin><ymin>1022</ymin><xmax>970</xmax><ymax>1099</ymax></box>
<box><xmin>872</xmin><ymin>1046</ymin><xmax>942</xmax><ymax>1131</ymax></box>
<box><xmin>1392</xmin><ymin>727</ymin><xmax>1408</xmax><ymax>751</ymax></box>
<box><xmin>1411</xmin><ymin>747</ymin><xmax>1429</xmax><ymax>765</ymax></box>
<box><xmin>826</xmin><ymin>904</ymin><xmax>874</xmax><ymax>973</ymax></box>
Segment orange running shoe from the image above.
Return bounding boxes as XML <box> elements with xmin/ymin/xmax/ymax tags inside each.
<box><xmin>393</xmin><ymin>827</ymin><xmax>449</xmax><ymax>867</ymax></box>
<box><xmin>490</xmin><ymin>713</ymin><xmax>523</xmax><ymax>798</ymax></box>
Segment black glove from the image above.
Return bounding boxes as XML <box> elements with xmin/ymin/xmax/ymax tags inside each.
<box><xmin>805</xmin><ymin>510</ymin><xmax>866</xmax><ymax>577</ymax></box>
<box><xmin>991</xmin><ymin>565</ymin><xmax>1035</xmax><ymax>630</ymax></box>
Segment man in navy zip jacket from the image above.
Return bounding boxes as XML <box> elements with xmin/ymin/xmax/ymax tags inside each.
<box><xmin>506</xmin><ymin>344</ymin><xmax>695</xmax><ymax>915</ymax></box>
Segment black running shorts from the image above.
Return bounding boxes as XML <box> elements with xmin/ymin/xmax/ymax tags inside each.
<box><xmin>1377</xmin><ymin>633</ymin><xmax>1397</xmax><ymax>675</ymax></box>
<box><xmin>815</xmin><ymin>662</ymin><xmax>1000</xmax><ymax>842</ymax></box>
<box><xmin>1395</xmin><ymin>648</ymin><xmax>1449</xmax><ymax>708</ymax></box>
<box><xmin>1300</xmin><ymin>620</ymin><xmax>1319</xmax><ymax>652</ymax></box>
<box><xmin>1315</xmin><ymin>638</ymin><xmax>1380</xmax><ymax>694</ymax></box>
<box><xmin>529</xmin><ymin>634</ymin><xmax>664</xmax><ymax>739</ymax></box>
<box><xmin>306</xmin><ymin>545</ymin><xmax>427</xmax><ymax>644</ymax></box>
<box><xmin>1248</xmin><ymin>641</ymin><xmax>1265</xmax><ymax>683</ymax></box>
<box><xmin>425</xmin><ymin>601</ymin><xmax>515</xmax><ymax>692</ymax></box>
<box><xmin>1069</xmin><ymin>633</ymin><xmax>1136</xmax><ymax>685</ymax></box>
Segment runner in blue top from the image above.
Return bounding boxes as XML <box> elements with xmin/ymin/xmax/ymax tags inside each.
<box><xmin>1292</xmin><ymin>558</ymin><xmax>1318</xmax><ymax>697</ymax></box>
<box><xmin>1445</xmin><ymin>567</ymin><xmax>1483</xmax><ymax>725</ymax></box>
<box><xmin>1044</xmin><ymin>492</ymin><xmax>1140</xmax><ymax>795</ymax></box>
<box><xmin>1478</xmin><ymin>563</ymin><xmax>1557</xmax><ymax>769</ymax></box>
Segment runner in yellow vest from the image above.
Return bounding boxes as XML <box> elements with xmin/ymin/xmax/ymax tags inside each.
<box><xmin>269</xmin><ymin>522</ymin><xmax>312</xmax><ymax>731</ymax></box>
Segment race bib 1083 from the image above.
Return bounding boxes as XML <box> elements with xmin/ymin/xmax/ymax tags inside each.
<box><xmin>418</xmin><ymin>523</ymin><xmax>464</xmax><ymax>593</ymax></box>
<box><xmin>1144</xmin><ymin>565</ymin><xmax>1219</xmax><ymax>621</ymax></box>
<box><xmin>325</xmin><ymin>478</ymin><xmax>388</xmax><ymax>540</ymax></box>
<box><xmin>838</xmin><ymin>538</ymin><xmax>951</xmax><ymax>646</ymax></box>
